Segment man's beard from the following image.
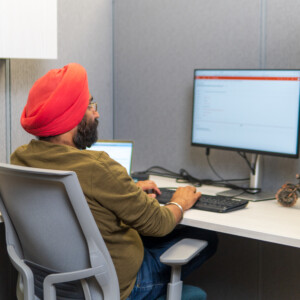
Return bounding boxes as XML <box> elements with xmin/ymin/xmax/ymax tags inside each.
<box><xmin>73</xmin><ymin>115</ymin><xmax>98</xmax><ymax>150</ymax></box>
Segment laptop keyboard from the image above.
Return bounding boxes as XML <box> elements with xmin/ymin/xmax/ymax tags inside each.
<box><xmin>156</xmin><ymin>188</ymin><xmax>248</xmax><ymax>213</ymax></box>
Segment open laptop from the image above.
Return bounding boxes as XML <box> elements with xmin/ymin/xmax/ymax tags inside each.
<box><xmin>87</xmin><ymin>140</ymin><xmax>133</xmax><ymax>175</ymax></box>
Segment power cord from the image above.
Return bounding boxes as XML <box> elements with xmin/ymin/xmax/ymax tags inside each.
<box><xmin>142</xmin><ymin>166</ymin><xmax>182</xmax><ymax>179</ymax></box>
<box><xmin>133</xmin><ymin>149</ymin><xmax>262</xmax><ymax>194</ymax></box>
<box><xmin>135</xmin><ymin>165</ymin><xmax>253</xmax><ymax>191</ymax></box>
<box><xmin>237</xmin><ymin>152</ymin><xmax>258</xmax><ymax>175</ymax></box>
<box><xmin>206</xmin><ymin>149</ymin><xmax>224</xmax><ymax>181</ymax></box>
<box><xmin>205</xmin><ymin>148</ymin><xmax>261</xmax><ymax>194</ymax></box>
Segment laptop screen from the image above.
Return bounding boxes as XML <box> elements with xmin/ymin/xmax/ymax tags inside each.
<box><xmin>87</xmin><ymin>140</ymin><xmax>133</xmax><ymax>175</ymax></box>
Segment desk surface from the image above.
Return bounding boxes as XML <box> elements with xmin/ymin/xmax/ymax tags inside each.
<box><xmin>151</xmin><ymin>175</ymin><xmax>300</xmax><ymax>249</ymax></box>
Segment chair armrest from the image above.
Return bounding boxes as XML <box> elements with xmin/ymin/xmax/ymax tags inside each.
<box><xmin>43</xmin><ymin>265</ymin><xmax>108</xmax><ymax>300</ymax></box>
<box><xmin>7</xmin><ymin>245</ymin><xmax>35</xmax><ymax>300</ymax></box>
<box><xmin>160</xmin><ymin>238</ymin><xmax>208</xmax><ymax>266</ymax></box>
<box><xmin>44</xmin><ymin>265</ymin><xmax>106</xmax><ymax>285</ymax></box>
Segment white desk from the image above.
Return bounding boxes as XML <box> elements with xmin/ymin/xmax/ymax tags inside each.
<box><xmin>151</xmin><ymin>175</ymin><xmax>300</xmax><ymax>249</ymax></box>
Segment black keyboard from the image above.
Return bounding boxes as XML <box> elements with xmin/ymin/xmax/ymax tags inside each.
<box><xmin>156</xmin><ymin>188</ymin><xmax>248</xmax><ymax>213</ymax></box>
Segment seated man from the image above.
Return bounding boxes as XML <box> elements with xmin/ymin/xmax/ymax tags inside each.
<box><xmin>11</xmin><ymin>63</ymin><xmax>218</xmax><ymax>300</ymax></box>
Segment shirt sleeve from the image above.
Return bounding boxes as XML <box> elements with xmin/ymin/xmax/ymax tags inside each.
<box><xmin>89</xmin><ymin>153</ymin><xmax>177</xmax><ymax>237</ymax></box>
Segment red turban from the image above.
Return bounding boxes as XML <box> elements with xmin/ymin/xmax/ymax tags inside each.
<box><xmin>21</xmin><ymin>63</ymin><xmax>90</xmax><ymax>137</ymax></box>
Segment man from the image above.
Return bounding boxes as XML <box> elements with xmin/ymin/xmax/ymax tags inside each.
<box><xmin>11</xmin><ymin>63</ymin><xmax>218</xmax><ymax>300</ymax></box>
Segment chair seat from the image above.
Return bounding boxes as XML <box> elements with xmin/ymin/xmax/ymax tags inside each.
<box><xmin>156</xmin><ymin>284</ymin><xmax>207</xmax><ymax>300</ymax></box>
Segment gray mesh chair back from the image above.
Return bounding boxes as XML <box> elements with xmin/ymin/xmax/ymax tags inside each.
<box><xmin>0</xmin><ymin>163</ymin><xmax>120</xmax><ymax>300</ymax></box>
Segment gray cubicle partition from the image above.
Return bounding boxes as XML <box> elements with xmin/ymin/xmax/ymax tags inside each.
<box><xmin>113</xmin><ymin>0</ymin><xmax>300</xmax><ymax>193</ymax></box>
<box><xmin>113</xmin><ymin>0</ymin><xmax>300</xmax><ymax>299</ymax></box>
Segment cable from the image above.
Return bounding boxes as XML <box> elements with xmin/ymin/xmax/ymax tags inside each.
<box><xmin>177</xmin><ymin>169</ymin><xmax>213</xmax><ymax>187</ymax></box>
<box><xmin>143</xmin><ymin>166</ymin><xmax>182</xmax><ymax>178</ymax></box>
<box><xmin>205</xmin><ymin>149</ymin><xmax>261</xmax><ymax>194</ymax></box>
<box><xmin>134</xmin><ymin>150</ymin><xmax>262</xmax><ymax>194</ymax></box>
<box><xmin>213</xmin><ymin>178</ymin><xmax>250</xmax><ymax>182</ymax></box>
<box><xmin>177</xmin><ymin>167</ymin><xmax>259</xmax><ymax>193</ymax></box>
<box><xmin>206</xmin><ymin>151</ymin><xmax>224</xmax><ymax>181</ymax></box>
<box><xmin>237</xmin><ymin>152</ymin><xmax>258</xmax><ymax>175</ymax></box>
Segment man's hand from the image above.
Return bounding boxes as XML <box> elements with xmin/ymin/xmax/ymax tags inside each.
<box><xmin>165</xmin><ymin>186</ymin><xmax>201</xmax><ymax>223</ymax></box>
<box><xmin>171</xmin><ymin>186</ymin><xmax>201</xmax><ymax>211</ymax></box>
<box><xmin>136</xmin><ymin>180</ymin><xmax>161</xmax><ymax>198</ymax></box>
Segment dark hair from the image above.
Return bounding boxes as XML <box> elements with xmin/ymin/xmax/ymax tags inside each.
<box><xmin>73</xmin><ymin>115</ymin><xmax>98</xmax><ymax>149</ymax></box>
<box><xmin>37</xmin><ymin>115</ymin><xmax>98</xmax><ymax>149</ymax></box>
<box><xmin>38</xmin><ymin>136</ymin><xmax>55</xmax><ymax>141</ymax></box>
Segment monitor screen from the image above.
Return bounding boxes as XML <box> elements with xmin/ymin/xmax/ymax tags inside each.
<box><xmin>192</xmin><ymin>69</ymin><xmax>300</xmax><ymax>157</ymax></box>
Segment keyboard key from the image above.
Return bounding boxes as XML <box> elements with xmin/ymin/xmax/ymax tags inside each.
<box><xmin>156</xmin><ymin>188</ymin><xmax>175</xmax><ymax>204</ymax></box>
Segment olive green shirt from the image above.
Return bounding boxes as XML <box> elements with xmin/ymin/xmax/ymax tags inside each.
<box><xmin>11</xmin><ymin>140</ymin><xmax>176</xmax><ymax>300</ymax></box>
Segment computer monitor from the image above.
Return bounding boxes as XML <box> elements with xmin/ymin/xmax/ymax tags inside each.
<box><xmin>192</xmin><ymin>69</ymin><xmax>300</xmax><ymax>200</ymax></box>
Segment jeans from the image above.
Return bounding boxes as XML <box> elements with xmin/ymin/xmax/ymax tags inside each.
<box><xmin>126</xmin><ymin>225</ymin><xmax>218</xmax><ymax>300</ymax></box>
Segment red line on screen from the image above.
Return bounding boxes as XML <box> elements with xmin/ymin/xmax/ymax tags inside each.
<box><xmin>195</xmin><ymin>76</ymin><xmax>300</xmax><ymax>81</ymax></box>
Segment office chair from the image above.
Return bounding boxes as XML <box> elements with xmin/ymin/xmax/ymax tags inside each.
<box><xmin>0</xmin><ymin>163</ymin><xmax>207</xmax><ymax>300</ymax></box>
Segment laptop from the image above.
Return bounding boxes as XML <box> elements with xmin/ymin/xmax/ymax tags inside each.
<box><xmin>87</xmin><ymin>140</ymin><xmax>133</xmax><ymax>175</ymax></box>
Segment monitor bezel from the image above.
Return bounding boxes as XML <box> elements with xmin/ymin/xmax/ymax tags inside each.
<box><xmin>191</xmin><ymin>69</ymin><xmax>300</xmax><ymax>158</ymax></box>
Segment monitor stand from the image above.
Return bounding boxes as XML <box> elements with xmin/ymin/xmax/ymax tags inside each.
<box><xmin>218</xmin><ymin>154</ymin><xmax>276</xmax><ymax>201</ymax></box>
